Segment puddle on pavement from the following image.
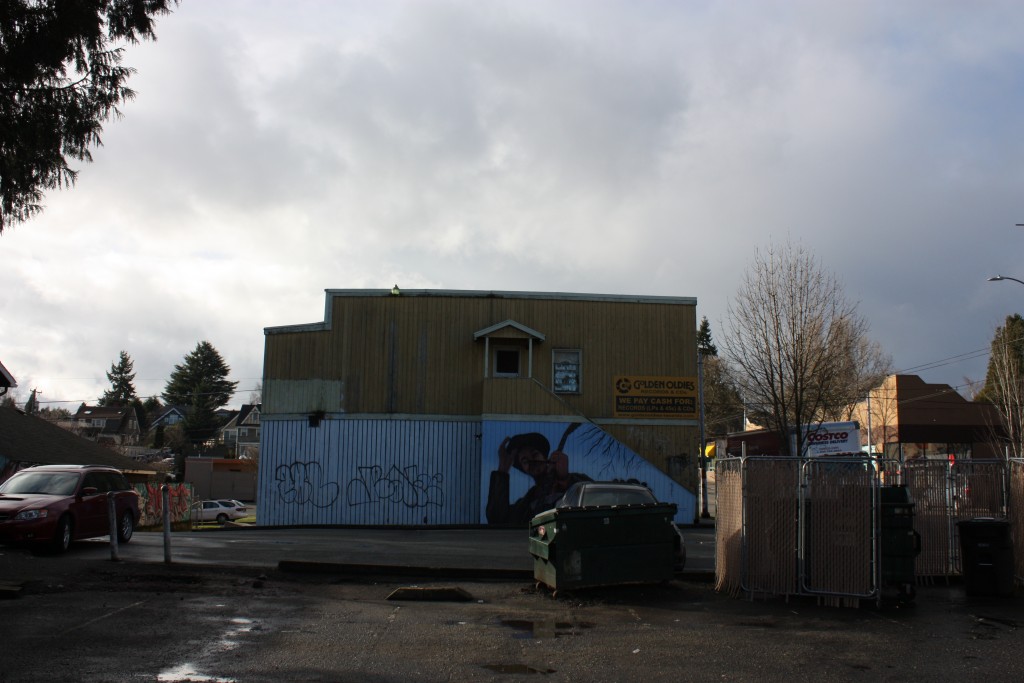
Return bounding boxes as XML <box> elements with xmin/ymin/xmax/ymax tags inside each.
<box><xmin>218</xmin><ymin>617</ymin><xmax>256</xmax><ymax>651</ymax></box>
<box><xmin>159</xmin><ymin>616</ymin><xmax>258</xmax><ymax>680</ymax></box>
<box><xmin>482</xmin><ymin>664</ymin><xmax>556</xmax><ymax>675</ymax></box>
<box><xmin>499</xmin><ymin>619</ymin><xmax>595</xmax><ymax>639</ymax></box>
<box><xmin>156</xmin><ymin>664</ymin><xmax>236</xmax><ymax>683</ymax></box>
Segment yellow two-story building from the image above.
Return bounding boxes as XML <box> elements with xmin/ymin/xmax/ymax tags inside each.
<box><xmin>258</xmin><ymin>289</ymin><xmax>700</xmax><ymax>526</ymax></box>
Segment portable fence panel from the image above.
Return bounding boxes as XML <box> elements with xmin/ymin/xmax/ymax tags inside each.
<box><xmin>1010</xmin><ymin>460</ymin><xmax>1024</xmax><ymax>585</ymax></box>
<box><xmin>905</xmin><ymin>461</ymin><xmax>953</xmax><ymax>577</ymax></box>
<box><xmin>717</xmin><ymin>455</ymin><xmax>893</xmax><ymax>604</ymax></box>
<box><xmin>952</xmin><ymin>460</ymin><xmax>1006</xmax><ymax>519</ymax></box>
<box><xmin>714</xmin><ymin>457</ymin><xmax>744</xmax><ymax>596</ymax></box>
<box><xmin>906</xmin><ymin>459</ymin><xmax>1008</xmax><ymax>578</ymax></box>
<box><xmin>742</xmin><ymin>458</ymin><xmax>801</xmax><ymax>597</ymax></box>
<box><xmin>802</xmin><ymin>460</ymin><xmax>876</xmax><ymax>601</ymax></box>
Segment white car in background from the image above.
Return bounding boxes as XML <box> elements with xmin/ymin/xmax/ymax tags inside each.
<box><xmin>192</xmin><ymin>499</ymin><xmax>249</xmax><ymax>524</ymax></box>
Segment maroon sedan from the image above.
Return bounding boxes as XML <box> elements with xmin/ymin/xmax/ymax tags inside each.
<box><xmin>0</xmin><ymin>464</ymin><xmax>141</xmax><ymax>553</ymax></box>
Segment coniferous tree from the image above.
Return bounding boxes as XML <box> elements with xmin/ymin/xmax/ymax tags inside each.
<box><xmin>38</xmin><ymin>405</ymin><xmax>70</xmax><ymax>421</ymax></box>
<box><xmin>0</xmin><ymin>1</ymin><xmax>178</xmax><ymax>232</ymax></box>
<box><xmin>977</xmin><ymin>314</ymin><xmax>1024</xmax><ymax>404</ymax></box>
<box><xmin>975</xmin><ymin>314</ymin><xmax>1024</xmax><ymax>457</ymax></box>
<box><xmin>141</xmin><ymin>395</ymin><xmax>162</xmax><ymax>414</ymax></box>
<box><xmin>163</xmin><ymin>341</ymin><xmax>238</xmax><ymax>444</ymax></box>
<box><xmin>23</xmin><ymin>388</ymin><xmax>38</xmax><ymax>415</ymax></box>
<box><xmin>697</xmin><ymin>316</ymin><xmax>718</xmax><ymax>357</ymax></box>
<box><xmin>100</xmin><ymin>350</ymin><xmax>137</xmax><ymax>406</ymax></box>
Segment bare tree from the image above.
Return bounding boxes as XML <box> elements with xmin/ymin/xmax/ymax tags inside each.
<box><xmin>249</xmin><ymin>382</ymin><xmax>262</xmax><ymax>405</ymax></box>
<box><xmin>722</xmin><ymin>239</ymin><xmax>884</xmax><ymax>456</ymax></box>
<box><xmin>703</xmin><ymin>355</ymin><xmax>745</xmax><ymax>435</ymax></box>
<box><xmin>853</xmin><ymin>374</ymin><xmax>900</xmax><ymax>458</ymax></box>
<box><xmin>0</xmin><ymin>387</ymin><xmax>22</xmax><ymax>408</ymax></box>
<box><xmin>821</xmin><ymin>320</ymin><xmax>893</xmax><ymax>422</ymax></box>
<box><xmin>984</xmin><ymin>327</ymin><xmax>1024</xmax><ymax>458</ymax></box>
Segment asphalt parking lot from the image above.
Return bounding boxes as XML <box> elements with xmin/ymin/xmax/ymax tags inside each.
<box><xmin>1</xmin><ymin>526</ymin><xmax>1023</xmax><ymax>682</ymax></box>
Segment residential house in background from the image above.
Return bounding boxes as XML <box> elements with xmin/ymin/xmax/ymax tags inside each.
<box><xmin>149</xmin><ymin>405</ymin><xmax>187</xmax><ymax>431</ymax></box>
<box><xmin>145</xmin><ymin>404</ymin><xmax>186</xmax><ymax>448</ymax></box>
<box><xmin>0</xmin><ymin>359</ymin><xmax>15</xmax><ymax>397</ymax></box>
<box><xmin>236</xmin><ymin>404</ymin><xmax>260</xmax><ymax>460</ymax></box>
<box><xmin>258</xmin><ymin>289</ymin><xmax>700</xmax><ymax>527</ymax></box>
<box><xmin>72</xmin><ymin>403</ymin><xmax>142</xmax><ymax>447</ymax></box>
<box><xmin>1</xmin><ymin>406</ymin><xmax>140</xmax><ymax>484</ymax></box>
<box><xmin>219</xmin><ymin>404</ymin><xmax>261</xmax><ymax>459</ymax></box>
<box><xmin>218</xmin><ymin>409</ymin><xmax>239</xmax><ymax>452</ymax></box>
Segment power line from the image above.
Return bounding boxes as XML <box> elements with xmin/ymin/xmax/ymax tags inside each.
<box><xmin>32</xmin><ymin>385</ymin><xmax>263</xmax><ymax>407</ymax></box>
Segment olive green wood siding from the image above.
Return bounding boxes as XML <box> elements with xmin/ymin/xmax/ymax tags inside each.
<box><xmin>264</xmin><ymin>291</ymin><xmax>696</xmax><ymax>420</ymax></box>
<box><xmin>603</xmin><ymin>423</ymin><xmax>698</xmax><ymax>477</ymax></box>
<box><xmin>481</xmin><ymin>378</ymin><xmax>572</xmax><ymax>416</ymax></box>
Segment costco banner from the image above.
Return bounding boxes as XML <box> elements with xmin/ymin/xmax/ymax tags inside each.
<box><xmin>798</xmin><ymin>421</ymin><xmax>861</xmax><ymax>457</ymax></box>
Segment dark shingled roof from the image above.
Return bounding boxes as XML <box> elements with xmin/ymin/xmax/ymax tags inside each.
<box><xmin>0</xmin><ymin>406</ymin><xmax>138</xmax><ymax>469</ymax></box>
<box><xmin>0</xmin><ymin>359</ymin><xmax>14</xmax><ymax>389</ymax></box>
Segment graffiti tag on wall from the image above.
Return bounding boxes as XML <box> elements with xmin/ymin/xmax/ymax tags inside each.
<box><xmin>275</xmin><ymin>461</ymin><xmax>340</xmax><ymax>508</ymax></box>
<box><xmin>346</xmin><ymin>465</ymin><xmax>445</xmax><ymax>508</ymax></box>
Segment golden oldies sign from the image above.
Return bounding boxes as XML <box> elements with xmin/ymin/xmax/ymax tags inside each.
<box><xmin>613</xmin><ymin>376</ymin><xmax>698</xmax><ymax>419</ymax></box>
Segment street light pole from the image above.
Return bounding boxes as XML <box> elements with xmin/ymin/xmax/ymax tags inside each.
<box><xmin>989</xmin><ymin>275</ymin><xmax>1024</xmax><ymax>287</ymax></box>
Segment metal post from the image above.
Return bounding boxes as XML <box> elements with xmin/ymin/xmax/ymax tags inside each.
<box><xmin>698</xmin><ymin>352</ymin><xmax>710</xmax><ymax>518</ymax></box>
<box><xmin>107</xmin><ymin>492</ymin><xmax>120</xmax><ymax>561</ymax></box>
<box><xmin>866</xmin><ymin>393</ymin><xmax>873</xmax><ymax>456</ymax></box>
<box><xmin>162</xmin><ymin>484</ymin><xmax>172</xmax><ymax>564</ymax></box>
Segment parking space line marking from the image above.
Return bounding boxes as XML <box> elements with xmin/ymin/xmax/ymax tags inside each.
<box><xmin>50</xmin><ymin>599</ymin><xmax>151</xmax><ymax>638</ymax></box>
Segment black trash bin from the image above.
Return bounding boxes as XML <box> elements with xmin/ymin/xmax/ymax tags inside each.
<box><xmin>956</xmin><ymin>517</ymin><xmax>1014</xmax><ymax>597</ymax></box>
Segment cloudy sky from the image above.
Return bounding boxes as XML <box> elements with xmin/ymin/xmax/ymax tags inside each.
<box><xmin>3</xmin><ymin>0</ymin><xmax>1024</xmax><ymax>411</ymax></box>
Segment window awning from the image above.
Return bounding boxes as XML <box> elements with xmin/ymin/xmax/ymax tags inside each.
<box><xmin>472</xmin><ymin>319</ymin><xmax>545</xmax><ymax>342</ymax></box>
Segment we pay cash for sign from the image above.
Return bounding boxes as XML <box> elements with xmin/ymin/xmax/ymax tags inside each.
<box><xmin>613</xmin><ymin>376</ymin><xmax>698</xmax><ymax>419</ymax></box>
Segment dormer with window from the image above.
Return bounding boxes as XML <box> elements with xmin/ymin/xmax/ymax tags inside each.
<box><xmin>473</xmin><ymin>320</ymin><xmax>545</xmax><ymax>379</ymax></box>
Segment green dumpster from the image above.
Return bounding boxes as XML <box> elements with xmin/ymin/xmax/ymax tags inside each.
<box><xmin>529</xmin><ymin>502</ymin><xmax>679</xmax><ymax>592</ymax></box>
<box><xmin>879</xmin><ymin>485</ymin><xmax>919</xmax><ymax>604</ymax></box>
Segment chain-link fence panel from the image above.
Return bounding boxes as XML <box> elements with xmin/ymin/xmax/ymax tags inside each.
<box><xmin>742</xmin><ymin>458</ymin><xmax>802</xmax><ymax>598</ymax></box>
<box><xmin>904</xmin><ymin>460</ymin><xmax>954</xmax><ymax>576</ymax></box>
<box><xmin>801</xmin><ymin>459</ymin><xmax>877</xmax><ymax>603</ymax></box>
<box><xmin>1009</xmin><ymin>459</ymin><xmax>1024</xmax><ymax>586</ymax></box>
<box><xmin>714</xmin><ymin>457</ymin><xmax>744</xmax><ymax>596</ymax></box>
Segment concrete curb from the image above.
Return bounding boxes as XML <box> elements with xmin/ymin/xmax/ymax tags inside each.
<box><xmin>278</xmin><ymin>559</ymin><xmax>716</xmax><ymax>583</ymax></box>
<box><xmin>278</xmin><ymin>560</ymin><xmax>533</xmax><ymax>581</ymax></box>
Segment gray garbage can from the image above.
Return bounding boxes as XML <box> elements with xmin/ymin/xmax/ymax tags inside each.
<box><xmin>956</xmin><ymin>517</ymin><xmax>1014</xmax><ymax>597</ymax></box>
